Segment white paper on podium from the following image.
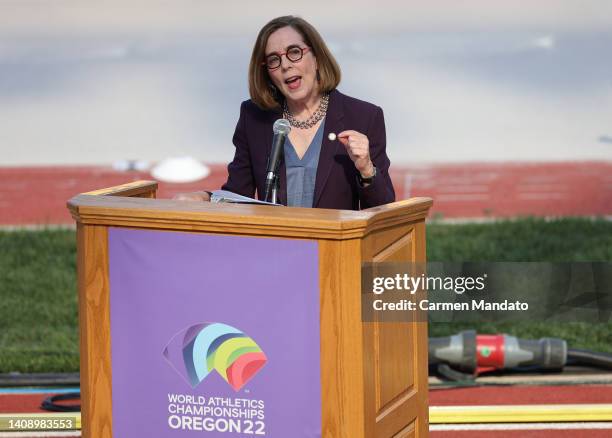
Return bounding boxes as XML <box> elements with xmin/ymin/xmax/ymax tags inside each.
<box><xmin>210</xmin><ymin>190</ymin><xmax>281</xmax><ymax>206</ymax></box>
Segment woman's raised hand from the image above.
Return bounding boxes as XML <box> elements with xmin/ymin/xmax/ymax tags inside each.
<box><xmin>337</xmin><ymin>130</ymin><xmax>375</xmax><ymax>177</ymax></box>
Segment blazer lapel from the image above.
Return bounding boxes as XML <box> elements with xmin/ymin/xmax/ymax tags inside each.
<box><xmin>313</xmin><ymin>90</ymin><xmax>344</xmax><ymax>207</ymax></box>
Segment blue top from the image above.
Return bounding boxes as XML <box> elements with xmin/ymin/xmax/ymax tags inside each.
<box><xmin>284</xmin><ymin>121</ymin><xmax>325</xmax><ymax>207</ymax></box>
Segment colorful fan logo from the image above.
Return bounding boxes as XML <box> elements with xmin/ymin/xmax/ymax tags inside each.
<box><xmin>163</xmin><ymin>323</ymin><xmax>267</xmax><ymax>391</ymax></box>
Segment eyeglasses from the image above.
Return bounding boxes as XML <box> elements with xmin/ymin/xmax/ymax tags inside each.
<box><xmin>263</xmin><ymin>45</ymin><xmax>310</xmax><ymax>70</ymax></box>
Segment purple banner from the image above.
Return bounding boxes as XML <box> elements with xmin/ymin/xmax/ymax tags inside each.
<box><xmin>108</xmin><ymin>228</ymin><xmax>321</xmax><ymax>437</ymax></box>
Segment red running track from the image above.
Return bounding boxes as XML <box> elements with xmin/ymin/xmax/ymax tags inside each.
<box><xmin>0</xmin><ymin>393</ymin><xmax>75</xmax><ymax>413</ymax></box>
<box><xmin>1</xmin><ymin>161</ymin><xmax>611</xmax><ymax>225</ymax></box>
<box><xmin>429</xmin><ymin>384</ymin><xmax>612</xmax><ymax>406</ymax></box>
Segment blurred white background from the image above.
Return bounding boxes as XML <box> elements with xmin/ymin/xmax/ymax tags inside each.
<box><xmin>1</xmin><ymin>0</ymin><xmax>611</xmax><ymax>165</ymax></box>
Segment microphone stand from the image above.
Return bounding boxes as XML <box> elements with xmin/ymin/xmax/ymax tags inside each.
<box><xmin>270</xmin><ymin>175</ymin><xmax>279</xmax><ymax>205</ymax></box>
<box><xmin>264</xmin><ymin>169</ymin><xmax>280</xmax><ymax>204</ymax></box>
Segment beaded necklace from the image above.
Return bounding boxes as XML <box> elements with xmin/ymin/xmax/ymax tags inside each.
<box><xmin>282</xmin><ymin>93</ymin><xmax>329</xmax><ymax>129</ymax></box>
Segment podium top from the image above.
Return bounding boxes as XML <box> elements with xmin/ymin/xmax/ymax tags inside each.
<box><xmin>68</xmin><ymin>181</ymin><xmax>432</xmax><ymax>240</ymax></box>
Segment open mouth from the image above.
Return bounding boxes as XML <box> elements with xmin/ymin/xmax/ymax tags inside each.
<box><xmin>284</xmin><ymin>76</ymin><xmax>302</xmax><ymax>90</ymax></box>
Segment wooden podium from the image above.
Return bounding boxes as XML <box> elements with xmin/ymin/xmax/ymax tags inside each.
<box><xmin>68</xmin><ymin>181</ymin><xmax>432</xmax><ymax>438</ymax></box>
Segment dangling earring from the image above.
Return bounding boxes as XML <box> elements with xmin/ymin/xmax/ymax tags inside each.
<box><xmin>316</xmin><ymin>69</ymin><xmax>321</xmax><ymax>82</ymax></box>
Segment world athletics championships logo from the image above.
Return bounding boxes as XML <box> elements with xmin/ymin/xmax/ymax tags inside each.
<box><xmin>163</xmin><ymin>323</ymin><xmax>267</xmax><ymax>391</ymax></box>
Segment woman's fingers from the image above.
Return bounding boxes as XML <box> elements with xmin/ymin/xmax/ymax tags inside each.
<box><xmin>337</xmin><ymin>130</ymin><xmax>362</xmax><ymax>146</ymax></box>
<box><xmin>336</xmin><ymin>130</ymin><xmax>372</xmax><ymax>174</ymax></box>
<box><xmin>173</xmin><ymin>191</ymin><xmax>211</xmax><ymax>202</ymax></box>
<box><xmin>337</xmin><ymin>129</ymin><xmax>361</xmax><ymax>139</ymax></box>
<box><xmin>337</xmin><ymin>130</ymin><xmax>366</xmax><ymax>151</ymax></box>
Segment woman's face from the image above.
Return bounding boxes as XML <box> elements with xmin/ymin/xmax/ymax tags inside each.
<box><xmin>265</xmin><ymin>26</ymin><xmax>318</xmax><ymax>105</ymax></box>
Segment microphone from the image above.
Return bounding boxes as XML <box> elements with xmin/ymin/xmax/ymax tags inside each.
<box><xmin>264</xmin><ymin>119</ymin><xmax>291</xmax><ymax>203</ymax></box>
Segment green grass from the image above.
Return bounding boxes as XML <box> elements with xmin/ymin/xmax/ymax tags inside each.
<box><xmin>0</xmin><ymin>229</ymin><xmax>78</xmax><ymax>373</ymax></box>
<box><xmin>0</xmin><ymin>218</ymin><xmax>611</xmax><ymax>373</ymax></box>
<box><xmin>427</xmin><ymin>218</ymin><xmax>612</xmax><ymax>262</ymax></box>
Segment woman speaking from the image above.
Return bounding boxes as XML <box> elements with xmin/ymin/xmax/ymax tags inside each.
<box><xmin>177</xmin><ymin>15</ymin><xmax>395</xmax><ymax>210</ymax></box>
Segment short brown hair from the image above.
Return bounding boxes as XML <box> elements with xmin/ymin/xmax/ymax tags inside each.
<box><xmin>248</xmin><ymin>16</ymin><xmax>341</xmax><ymax>111</ymax></box>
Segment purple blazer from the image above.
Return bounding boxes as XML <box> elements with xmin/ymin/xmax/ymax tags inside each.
<box><xmin>222</xmin><ymin>89</ymin><xmax>395</xmax><ymax>210</ymax></box>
